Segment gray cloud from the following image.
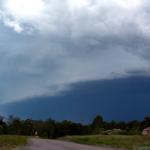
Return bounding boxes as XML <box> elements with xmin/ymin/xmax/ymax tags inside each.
<box><xmin>0</xmin><ymin>0</ymin><xmax>150</xmax><ymax>103</ymax></box>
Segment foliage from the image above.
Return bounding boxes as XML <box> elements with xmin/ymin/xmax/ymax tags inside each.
<box><xmin>140</xmin><ymin>117</ymin><xmax>150</xmax><ymax>130</ymax></box>
<box><xmin>60</xmin><ymin>135</ymin><xmax>150</xmax><ymax>150</ymax></box>
<box><xmin>0</xmin><ymin>135</ymin><xmax>27</xmax><ymax>150</ymax></box>
<box><xmin>91</xmin><ymin>115</ymin><xmax>103</xmax><ymax>134</ymax></box>
<box><xmin>0</xmin><ymin>115</ymin><xmax>149</xmax><ymax>139</ymax></box>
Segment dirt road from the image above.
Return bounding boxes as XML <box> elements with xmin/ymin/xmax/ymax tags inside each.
<box><xmin>21</xmin><ymin>138</ymin><xmax>124</xmax><ymax>150</ymax></box>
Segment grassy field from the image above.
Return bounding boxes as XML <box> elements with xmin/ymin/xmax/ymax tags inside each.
<box><xmin>0</xmin><ymin>135</ymin><xmax>28</xmax><ymax>150</ymax></box>
<box><xmin>60</xmin><ymin>135</ymin><xmax>150</xmax><ymax>150</ymax></box>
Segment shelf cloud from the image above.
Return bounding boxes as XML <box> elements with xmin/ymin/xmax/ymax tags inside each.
<box><xmin>0</xmin><ymin>0</ymin><xmax>150</xmax><ymax>103</ymax></box>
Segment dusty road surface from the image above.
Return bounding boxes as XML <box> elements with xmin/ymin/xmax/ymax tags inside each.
<box><xmin>21</xmin><ymin>138</ymin><xmax>124</xmax><ymax>150</ymax></box>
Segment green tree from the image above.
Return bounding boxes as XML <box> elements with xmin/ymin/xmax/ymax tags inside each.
<box><xmin>21</xmin><ymin>119</ymin><xmax>34</xmax><ymax>136</ymax></box>
<box><xmin>43</xmin><ymin>119</ymin><xmax>56</xmax><ymax>139</ymax></box>
<box><xmin>141</xmin><ymin>116</ymin><xmax>150</xmax><ymax>130</ymax></box>
<box><xmin>7</xmin><ymin>116</ymin><xmax>22</xmax><ymax>135</ymax></box>
<box><xmin>91</xmin><ymin>115</ymin><xmax>103</xmax><ymax>134</ymax></box>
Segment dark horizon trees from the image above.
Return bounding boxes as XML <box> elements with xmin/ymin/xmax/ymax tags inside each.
<box><xmin>0</xmin><ymin>115</ymin><xmax>150</xmax><ymax>138</ymax></box>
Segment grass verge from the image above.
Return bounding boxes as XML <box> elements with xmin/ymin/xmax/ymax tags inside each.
<box><xmin>0</xmin><ymin>135</ymin><xmax>28</xmax><ymax>150</ymax></box>
<box><xmin>60</xmin><ymin>135</ymin><xmax>150</xmax><ymax>150</ymax></box>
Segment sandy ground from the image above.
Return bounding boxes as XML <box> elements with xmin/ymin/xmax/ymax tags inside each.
<box><xmin>21</xmin><ymin>138</ymin><xmax>125</xmax><ymax>150</ymax></box>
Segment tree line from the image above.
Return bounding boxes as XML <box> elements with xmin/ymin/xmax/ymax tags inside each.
<box><xmin>0</xmin><ymin>115</ymin><xmax>150</xmax><ymax>138</ymax></box>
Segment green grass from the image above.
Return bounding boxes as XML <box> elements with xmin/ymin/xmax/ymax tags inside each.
<box><xmin>60</xmin><ymin>135</ymin><xmax>150</xmax><ymax>150</ymax></box>
<box><xmin>0</xmin><ymin>135</ymin><xmax>28</xmax><ymax>150</ymax></box>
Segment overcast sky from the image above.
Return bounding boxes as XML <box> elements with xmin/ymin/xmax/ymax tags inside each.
<box><xmin>0</xmin><ymin>0</ymin><xmax>150</xmax><ymax>105</ymax></box>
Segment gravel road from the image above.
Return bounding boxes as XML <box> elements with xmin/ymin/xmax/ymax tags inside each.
<box><xmin>21</xmin><ymin>138</ymin><xmax>124</xmax><ymax>150</ymax></box>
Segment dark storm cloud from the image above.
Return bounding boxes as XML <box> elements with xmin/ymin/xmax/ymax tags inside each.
<box><xmin>2</xmin><ymin>76</ymin><xmax>150</xmax><ymax>123</ymax></box>
<box><xmin>0</xmin><ymin>0</ymin><xmax>150</xmax><ymax>103</ymax></box>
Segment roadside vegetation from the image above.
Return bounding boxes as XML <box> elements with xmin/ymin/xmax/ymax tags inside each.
<box><xmin>60</xmin><ymin>135</ymin><xmax>150</xmax><ymax>150</ymax></box>
<box><xmin>0</xmin><ymin>115</ymin><xmax>150</xmax><ymax>150</ymax></box>
<box><xmin>0</xmin><ymin>135</ymin><xmax>27</xmax><ymax>150</ymax></box>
